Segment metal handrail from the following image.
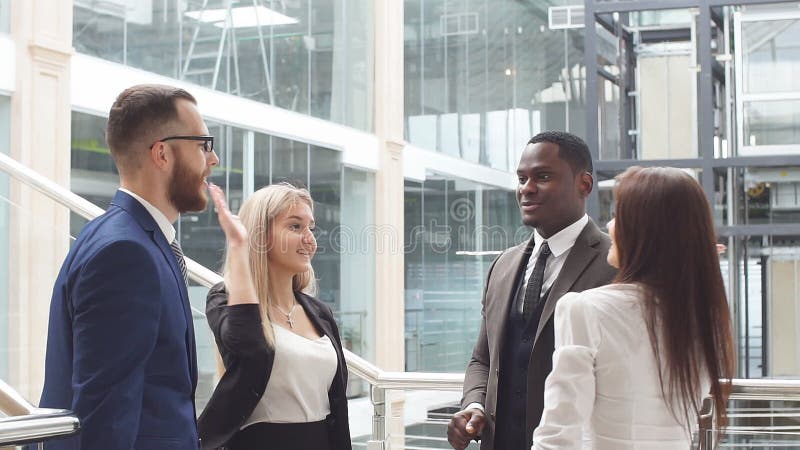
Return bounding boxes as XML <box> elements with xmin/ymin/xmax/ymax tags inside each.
<box><xmin>0</xmin><ymin>410</ymin><xmax>80</xmax><ymax>445</ymax></box>
<box><xmin>0</xmin><ymin>152</ymin><xmax>463</xmax><ymax>391</ymax></box>
<box><xmin>728</xmin><ymin>378</ymin><xmax>800</xmax><ymax>401</ymax></box>
<box><xmin>0</xmin><ymin>378</ymin><xmax>79</xmax><ymax>444</ymax></box>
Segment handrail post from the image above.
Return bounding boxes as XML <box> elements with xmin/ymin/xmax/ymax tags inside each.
<box><xmin>367</xmin><ymin>386</ymin><xmax>387</xmax><ymax>450</ymax></box>
<box><xmin>697</xmin><ymin>396</ymin><xmax>713</xmax><ymax>450</ymax></box>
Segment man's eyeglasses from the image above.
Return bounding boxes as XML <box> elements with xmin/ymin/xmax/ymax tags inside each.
<box><xmin>152</xmin><ymin>135</ymin><xmax>215</xmax><ymax>153</ymax></box>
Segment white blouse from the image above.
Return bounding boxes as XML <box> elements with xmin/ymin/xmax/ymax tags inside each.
<box><xmin>532</xmin><ymin>283</ymin><xmax>709</xmax><ymax>450</ymax></box>
<box><xmin>242</xmin><ymin>324</ymin><xmax>338</xmax><ymax>427</ymax></box>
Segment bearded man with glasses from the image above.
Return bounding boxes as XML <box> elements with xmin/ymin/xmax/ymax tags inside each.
<box><xmin>40</xmin><ymin>84</ymin><xmax>219</xmax><ymax>450</ymax></box>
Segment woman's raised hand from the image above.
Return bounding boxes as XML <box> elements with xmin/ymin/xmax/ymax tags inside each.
<box><xmin>209</xmin><ymin>183</ymin><xmax>248</xmax><ymax>248</ymax></box>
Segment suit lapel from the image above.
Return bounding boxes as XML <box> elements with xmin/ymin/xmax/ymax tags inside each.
<box><xmin>490</xmin><ymin>239</ymin><xmax>531</xmax><ymax>362</ymax></box>
<box><xmin>533</xmin><ymin>220</ymin><xmax>602</xmax><ymax>345</ymax></box>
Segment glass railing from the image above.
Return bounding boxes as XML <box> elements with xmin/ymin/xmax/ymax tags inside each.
<box><xmin>5</xmin><ymin>152</ymin><xmax>800</xmax><ymax>449</ymax></box>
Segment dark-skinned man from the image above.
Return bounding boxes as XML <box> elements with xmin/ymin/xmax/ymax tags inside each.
<box><xmin>447</xmin><ymin>131</ymin><xmax>616</xmax><ymax>450</ymax></box>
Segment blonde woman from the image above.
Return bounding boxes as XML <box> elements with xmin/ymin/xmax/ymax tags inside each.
<box><xmin>198</xmin><ymin>183</ymin><xmax>351</xmax><ymax>450</ymax></box>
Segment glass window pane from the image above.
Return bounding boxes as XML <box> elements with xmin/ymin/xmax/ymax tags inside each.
<box><xmin>404</xmin><ymin>173</ymin><xmax>519</xmax><ymax>372</ymax></box>
<box><xmin>632</xmin><ymin>9</ymin><xmax>693</xmax><ymax>27</ymax></box>
<box><xmin>308</xmin><ymin>146</ymin><xmax>341</xmax><ymax>310</ymax></box>
<box><xmin>599</xmin><ymin>78</ymin><xmax>621</xmax><ymax>160</ymax></box>
<box><xmin>340</xmin><ymin>167</ymin><xmax>376</xmax><ymax>371</ymax></box>
<box><xmin>73</xmin><ymin>4</ymin><xmax>124</xmax><ymax>63</ymax></box>
<box><xmin>272</xmin><ymin>137</ymin><xmax>308</xmax><ymax>186</ymax></box>
<box><xmin>70</xmin><ymin>112</ymin><xmax>118</xmax><ymax>238</ymax></box>
<box><xmin>254</xmin><ymin>131</ymin><xmax>271</xmax><ymax>189</ymax></box>
<box><xmin>743</xmin><ymin>100</ymin><xmax>800</xmax><ymax>147</ymax></box>
<box><xmin>742</xmin><ymin>19</ymin><xmax>800</xmax><ymax>95</ymax></box>
<box><xmin>0</xmin><ymin>0</ymin><xmax>9</xmax><ymax>33</ymax></box>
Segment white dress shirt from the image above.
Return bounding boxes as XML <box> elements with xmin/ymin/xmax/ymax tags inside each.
<box><xmin>518</xmin><ymin>214</ymin><xmax>589</xmax><ymax>314</ymax></box>
<box><xmin>118</xmin><ymin>188</ymin><xmax>176</xmax><ymax>243</ymax></box>
<box><xmin>532</xmin><ymin>283</ymin><xmax>708</xmax><ymax>450</ymax></box>
<box><xmin>465</xmin><ymin>215</ymin><xmax>590</xmax><ymax>414</ymax></box>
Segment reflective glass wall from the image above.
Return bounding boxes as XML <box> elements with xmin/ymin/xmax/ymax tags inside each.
<box><xmin>404</xmin><ymin>0</ymin><xmax>585</xmax><ymax>171</ymax></box>
<box><xmin>404</xmin><ymin>175</ymin><xmax>520</xmax><ymax>372</ymax></box>
<box><xmin>0</xmin><ymin>96</ymin><xmax>9</xmax><ymax>379</ymax></box>
<box><xmin>72</xmin><ymin>0</ymin><xmax>374</xmax><ymax>131</ymax></box>
<box><xmin>70</xmin><ymin>110</ymin><xmax>376</xmax><ymax>406</ymax></box>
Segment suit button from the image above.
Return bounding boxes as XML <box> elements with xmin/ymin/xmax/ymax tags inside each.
<box><xmin>490</xmin><ymin>412</ymin><xmax>495</xmax><ymax>419</ymax></box>
<box><xmin>495</xmin><ymin>368</ymin><xmax>499</xmax><ymax>374</ymax></box>
<box><xmin>251</xmin><ymin>388</ymin><xmax>260</xmax><ymax>398</ymax></box>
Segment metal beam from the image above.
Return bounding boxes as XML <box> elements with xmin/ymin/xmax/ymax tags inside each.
<box><xmin>713</xmin><ymin>155</ymin><xmax>800</xmax><ymax>167</ymax></box>
<box><xmin>619</xmin><ymin>11</ymin><xmax>636</xmax><ymax>159</ymax></box>
<box><xmin>708</xmin><ymin>0</ymin><xmax>799</xmax><ymax>5</ymax></box>
<box><xmin>718</xmin><ymin>224</ymin><xmax>800</xmax><ymax>237</ymax></box>
<box><xmin>590</xmin><ymin>0</ymin><xmax>702</xmax><ymax>13</ymax></box>
<box><xmin>585</xmin><ymin>0</ymin><xmax>601</xmax><ymax>219</ymax></box>
<box><xmin>596</xmin><ymin>12</ymin><xmax>616</xmax><ymax>35</ymax></box>
<box><xmin>639</xmin><ymin>28</ymin><xmax>692</xmax><ymax>43</ymax></box>
<box><xmin>597</xmin><ymin>67</ymin><xmax>618</xmax><ymax>84</ymax></box>
<box><xmin>589</xmin><ymin>0</ymin><xmax>799</xmax><ymax>14</ymax></box>
<box><xmin>596</xmin><ymin>155</ymin><xmax>800</xmax><ymax>171</ymax></box>
<box><xmin>595</xmin><ymin>159</ymin><xmax>703</xmax><ymax>171</ymax></box>
<box><xmin>710</xmin><ymin>6</ymin><xmax>725</xmax><ymax>29</ymax></box>
<box><xmin>698</xmin><ymin>5</ymin><xmax>716</xmax><ymax>208</ymax></box>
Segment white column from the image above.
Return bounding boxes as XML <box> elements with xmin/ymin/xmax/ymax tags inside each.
<box><xmin>8</xmin><ymin>0</ymin><xmax>73</xmax><ymax>401</ymax></box>
<box><xmin>373</xmin><ymin>0</ymin><xmax>406</xmax><ymax>447</ymax></box>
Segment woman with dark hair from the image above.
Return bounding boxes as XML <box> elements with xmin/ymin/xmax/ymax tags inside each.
<box><xmin>532</xmin><ymin>166</ymin><xmax>734</xmax><ymax>449</ymax></box>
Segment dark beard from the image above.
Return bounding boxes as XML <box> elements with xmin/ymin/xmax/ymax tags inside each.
<box><xmin>168</xmin><ymin>155</ymin><xmax>207</xmax><ymax>213</ymax></box>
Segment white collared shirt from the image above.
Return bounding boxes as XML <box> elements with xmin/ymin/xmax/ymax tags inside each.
<box><xmin>118</xmin><ymin>188</ymin><xmax>176</xmax><ymax>243</ymax></box>
<box><xmin>518</xmin><ymin>214</ymin><xmax>589</xmax><ymax>314</ymax></box>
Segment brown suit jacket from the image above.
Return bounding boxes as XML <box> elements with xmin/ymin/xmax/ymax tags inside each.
<box><xmin>461</xmin><ymin>219</ymin><xmax>616</xmax><ymax>450</ymax></box>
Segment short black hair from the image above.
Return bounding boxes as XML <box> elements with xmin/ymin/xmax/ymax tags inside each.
<box><xmin>528</xmin><ymin>131</ymin><xmax>593</xmax><ymax>174</ymax></box>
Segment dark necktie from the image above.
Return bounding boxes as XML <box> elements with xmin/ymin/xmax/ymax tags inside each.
<box><xmin>170</xmin><ymin>239</ymin><xmax>189</xmax><ymax>286</ymax></box>
<box><xmin>522</xmin><ymin>241</ymin><xmax>551</xmax><ymax>322</ymax></box>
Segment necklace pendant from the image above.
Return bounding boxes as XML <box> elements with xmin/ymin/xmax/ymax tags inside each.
<box><xmin>287</xmin><ymin>317</ymin><xmax>295</xmax><ymax>329</ymax></box>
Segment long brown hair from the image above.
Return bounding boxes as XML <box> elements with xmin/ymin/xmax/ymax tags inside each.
<box><xmin>613</xmin><ymin>166</ymin><xmax>734</xmax><ymax>429</ymax></box>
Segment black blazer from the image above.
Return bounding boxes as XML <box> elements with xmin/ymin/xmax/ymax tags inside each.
<box><xmin>198</xmin><ymin>282</ymin><xmax>352</xmax><ymax>450</ymax></box>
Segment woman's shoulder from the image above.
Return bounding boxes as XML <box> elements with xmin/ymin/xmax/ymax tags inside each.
<box><xmin>557</xmin><ymin>283</ymin><xmax>642</xmax><ymax>314</ymax></box>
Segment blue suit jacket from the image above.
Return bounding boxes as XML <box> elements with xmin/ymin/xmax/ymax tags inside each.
<box><xmin>40</xmin><ymin>191</ymin><xmax>199</xmax><ymax>450</ymax></box>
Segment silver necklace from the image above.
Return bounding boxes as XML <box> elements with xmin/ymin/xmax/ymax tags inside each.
<box><xmin>272</xmin><ymin>302</ymin><xmax>299</xmax><ymax>328</ymax></box>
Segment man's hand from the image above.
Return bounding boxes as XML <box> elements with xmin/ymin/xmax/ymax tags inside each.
<box><xmin>447</xmin><ymin>408</ymin><xmax>486</xmax><ymax>450</ymax></box>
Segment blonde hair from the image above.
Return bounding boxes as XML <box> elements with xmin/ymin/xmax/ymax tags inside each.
<box><xmin>222</xmin><ymin>183</ymin><xmax>317</xmax><ymax>345</ymax></box>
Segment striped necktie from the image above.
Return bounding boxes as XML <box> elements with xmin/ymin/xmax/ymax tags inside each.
<box><xmin>170</xmin><ymin>239</ymin><xmax>189</xmax><ymax>286</ymax></box>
